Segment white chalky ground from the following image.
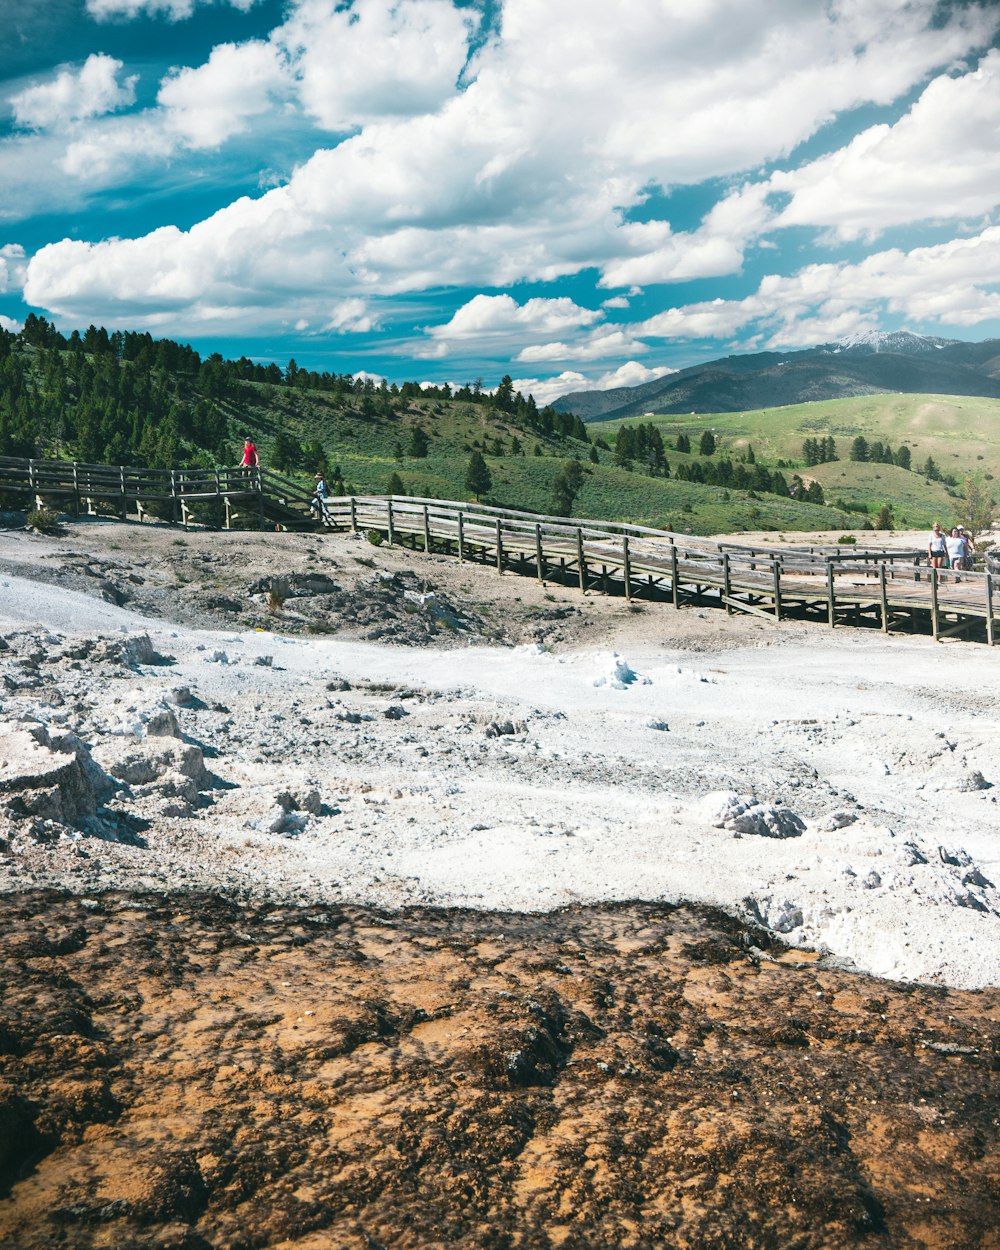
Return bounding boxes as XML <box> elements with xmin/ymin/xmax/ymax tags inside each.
<box><xmin>1</xmin><ymin>569</ymin><xmax>998</xmax><ymax>989</ymax></box>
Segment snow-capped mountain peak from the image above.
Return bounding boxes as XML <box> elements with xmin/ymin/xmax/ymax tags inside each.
<box><xmin>831</xmin><ymin>330</ymin><xmax>958</xmax><ymax>355</ymax></box>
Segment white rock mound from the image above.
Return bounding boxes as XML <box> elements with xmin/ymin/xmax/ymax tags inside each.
<box><xmin>699</xmin><ymin>791</ymin><xmax>805</xmax><ymax>838</ymax></box>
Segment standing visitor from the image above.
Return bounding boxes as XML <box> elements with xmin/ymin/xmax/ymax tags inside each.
<box><xmin>957</xmin><ymin>526</ymin><xmax>973</xmax><ymax>571</ymax></box>
<box><xmin>927</xmin><ymin>522</ymin><xmax>947</xmax><ymax>568</ymax></box>
<box><xmin>310</xmin><ymin>472</ymin><xmax>329</xmax><ymax>520</ymax></box>
<box><xmin>945</xmin><ymin>527</ymin><xmax>965</xmax><ymax>578</ymax></box>
<box><xmin>241</xmin><ymin>437</ymin><xmax>260</xmax><ymax>477</ymax></box>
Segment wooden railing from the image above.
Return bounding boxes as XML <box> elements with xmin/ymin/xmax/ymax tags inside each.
<box><xmin>315</xmin><ymin>494</ymin><xmax>994</xmax><ymax>644</ymax></box>
<box><xmin>1</xmin><ymin>454</ymin><xmax>994</xmax><ymax>643</ymax></box>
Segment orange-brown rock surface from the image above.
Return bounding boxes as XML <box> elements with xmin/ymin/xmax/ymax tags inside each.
<box><xmin>1</xmin><ymin>891</ymin><xmax>998</xmax><ymax>1250</ymax></box>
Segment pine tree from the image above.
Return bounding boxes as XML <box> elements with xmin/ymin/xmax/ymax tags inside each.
<box><xmin>408</xmin><ymin>426</ymin><xmax>430</xmax><ymax>458</ymax></box>
<box><xmin>465</xmin><ymin>450</ymin><xmax>492</xmax><ymax>500</ymax></box>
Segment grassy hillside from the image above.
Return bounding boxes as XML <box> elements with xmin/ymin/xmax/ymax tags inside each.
<box><xmin>598</xmin><ymin>393</ymin><xmax>1000</xmax><ymax>478</ymax></box>
<box><xmin>596</xmin><ymin>394</ymin><xmax>1000</xmax><ymax>530</ymax></box>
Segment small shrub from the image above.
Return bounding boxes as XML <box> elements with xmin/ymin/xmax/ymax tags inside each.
<box><xmin>837</xmin><ymin>534</ymin><xmax>857</xmax><ymax>545</ymax></box>
<box><xmin>366</xmin><ymin>529</ymin><xmax>384</xmax><ymax>546</ymax></box>
<box><xmin>27</xmin><ymin>507</ymin><xmax>59</xmax><ymax>534</ymax></box>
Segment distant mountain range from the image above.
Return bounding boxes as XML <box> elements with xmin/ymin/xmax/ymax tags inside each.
<box><xmin>553</xmin><ymin>331</ymin><xmax>1000</xmax><ymax>421</ymax></box>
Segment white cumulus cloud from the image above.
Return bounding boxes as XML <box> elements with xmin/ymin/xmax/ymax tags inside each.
<box><xmin>10</xmin><ymin>54</ymin><xmax>138</xmax><ymax>130</ymax></box>
<box><xmin>158</xmin><ymin>39</ymin><xmax>290</xmax><ymax>148</ymax></box>
<box><xmin>0</xmin><ymin>245</ymin><xmax>28</xmax><ymax>294</ymax></box>
<box><xmin>86</xmin><ymin>0</ymin><xmax>259</xmax><ymax>20</ymax></box>
<box><xmin>771</xmin><ymin>49</ymin><xmax>1000</xmax><ymax>238</ymax></box>
<box><xmin>278</xmin><ymin>0</ymin><xmax>475</xmax><ymax>132</ymax></box>
<box><xmin>632</xmin><ymin>225</ymin><xmax>1000</xmax><ymax>347</ymax></box>
<box><xmin>512</xmin><ymin>361</ymin><xmax>676</xmax><ymax>407</ymax></box>
<box><xmin>323</xmin><ymin>298</ymin><xmax>379</xmax><ymax>333</ymax></box>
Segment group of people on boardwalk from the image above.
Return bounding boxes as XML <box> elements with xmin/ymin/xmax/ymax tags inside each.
<box><xmin>928</xmin><ymin>522</ymin><xmax>973</xmax><ymax>572</ymax></box>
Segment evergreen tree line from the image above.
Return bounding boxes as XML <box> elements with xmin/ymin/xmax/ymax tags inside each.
<box><xmin>612</xmin><ymin>419</ymin><xmax>825</xmax><ymax>505</ymax></box>
<box><xmin>0</xmin><ymin>322</ymin><xmax>585</xmax><ymax>469</ymax></box>
<box><xmin>801</xmin><ymin>436</ymin><xmax>838</xmax><ymax>465</ymax></box>
<box><xmin>848</xmin><ymin>435</ymin><xmax>911</xmax><ymax>469</ymax></box>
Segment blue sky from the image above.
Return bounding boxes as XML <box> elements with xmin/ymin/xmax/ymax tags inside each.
<box><xmin>2</xmin><ymin>0</ymin><xmax>1000</xmax><ymax>404</ymax></box>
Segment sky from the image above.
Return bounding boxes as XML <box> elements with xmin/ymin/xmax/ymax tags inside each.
<box><xmin>2</xmin><ymin>0</ymin><xmax>1000</xmax><ymax>405</ymax></box>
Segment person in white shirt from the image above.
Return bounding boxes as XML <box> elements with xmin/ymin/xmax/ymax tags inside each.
<box><xmin>927</xmin><ymin>522</ymin><xmax>947</xmax><ymax>568</ymax></box>
<box><xmin>944</xmin><ymin>527</ymin><xmax>965</xmax><ymax>578</ymax></box>
<box><xmin>956</xmin><ymin>526</ymin><xmax>973</xmax><ymax>571</ymax></box>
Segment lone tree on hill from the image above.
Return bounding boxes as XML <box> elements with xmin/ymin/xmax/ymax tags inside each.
<box><xmin>408</xmin><ymin>425</ymin><xmax>430</xmax><ymax>458</ymax></box>
<box><xmin>465</xmin><ymin>450</ymin><xmax>492</xmax><ymax>500</ymax></box>
<box><xmin>875</xmin><ymin>503</ymin><xmax>895</xmax><ymax>530</ymax></box>
<box><xmin>551</xmin><ymin>459</ymin><xmax>585</xmax><ymax>516</ymax></box>
<box><xmin>953</xmin><ymin>475</ymin><xmax>994</xmax><ymax>541</ymax></box>
<box><xmin>386</xmin><ymin>471</ymin><xmax>404</xmax><ymax>495</ymax></box>
<box><xmin>699</xmin><ymin>430</ymin><xmax>716</xmax><ymax>456</ymax></box>
<box><xmin>675</xmin><ymin>433</ymin><xmax>691</xmax><ymax>454</ymax></box>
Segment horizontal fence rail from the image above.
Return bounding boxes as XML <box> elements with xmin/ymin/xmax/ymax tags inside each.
<box><xmin>0</xmin><ymin>454</ymin><xmax>994</xmax><ymax>645</ymax></box>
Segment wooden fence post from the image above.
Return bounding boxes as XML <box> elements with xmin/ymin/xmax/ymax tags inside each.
<box><xmin>930</xmin><ymin>567</ymin><xmax>940</xmax><ymax>640</ymax></box>
<box><xmin>879</xmin><ymin>563</ymin><xmax>889</xmax><ymax>633</ymax></box>
<box><xmin>623</xmin><ymin>535</ymin><xmax>632</xmax><ymax>601</ymax></box>
<box><xmin>826</xmin><ymin>560</ymin><xmax>836</xmax><ymax>629</ymax></box>
<box><xmin>457</xmin><ymin>511</ymin><xmax>465</xmax><ymax>563</ymax></box>
<box><xmin>723</xmin><ymin>552</ymin><xmax>732</xmax><ymax>615</ymax></box>
<box><xmin>987</xmin><ymin>572</ymin><xmax>995</xmax><ymax>646</ymax></box>
<box><xmin>387</xmin><ymin>499</ymin><xmax>395</xmax><ymax>546</ymax></box>
<box><xmin>535</xmin><ymin>524</ymin><xmax>544</xmax><ymax>583</ymax></box>
<box><xmin>671</xmin><ymin>544</ymin><xmax>680</xmax><ymax>608</ymax></box>
<box><xmin>495</xmin><ymin>518</ymin><xmax>503</xmax><ymax>573</ymax></box>
<box><xmin>423</xmin><ymin>505</ymin><xmax>431</xmax><ymax>553</ymax></box>
<box><xmin>772</xmin><ymin>558</ymin><xmax>781</xmax><ymax>621</ymax></box>
<box><xmin>349</xmin><ymin>497</ymin><xmax>357</xmax><ymax>532</ymax></box>
<box><xmin>577</xmin><ymin>528</ymin><xmax>587</xmax><ymax>594</ymax></box>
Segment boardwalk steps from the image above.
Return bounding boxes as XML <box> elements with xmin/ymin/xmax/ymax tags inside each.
<box><xmin>1</xmin><ymin>454</ymin><xmax>996</xmax><ymax>645</ymax></box>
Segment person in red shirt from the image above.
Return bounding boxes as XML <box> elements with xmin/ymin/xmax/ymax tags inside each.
<box><xmin>241</xmin><ymin>437</ymin><xmax>260</xmax><ymax>476</ymax></box>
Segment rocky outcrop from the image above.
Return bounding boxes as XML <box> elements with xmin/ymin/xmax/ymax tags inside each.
<box><xmin>0</xmin><ymin>726</ymin><xmax>112</xmax><ymax>832</ymax></box>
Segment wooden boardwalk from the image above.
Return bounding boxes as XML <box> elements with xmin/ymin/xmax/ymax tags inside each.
<box><xmin>1</xmin><ymin>454</ymin><xmax>996</xmax><ymax>645</ymax></box>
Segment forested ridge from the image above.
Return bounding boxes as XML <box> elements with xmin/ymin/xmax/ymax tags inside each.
<box><xmin>0</xmin><ymin>315</ymin><xmax>587</xmax><ymax>473</ymax></box>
